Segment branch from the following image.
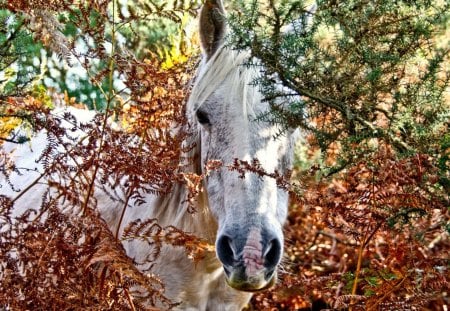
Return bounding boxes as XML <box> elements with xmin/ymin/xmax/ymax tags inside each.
<box><xmin>0</xmin><ymin>137</ymin><xmax>30</xmax><ymax>144</ymax></box>
<box><xmin>269</xmin><ymin>64</ymin><xmax>412</xmax><ymax>152</ymax></box>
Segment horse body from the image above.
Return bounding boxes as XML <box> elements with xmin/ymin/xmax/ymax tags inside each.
<box><xmin>1</xmin><ymin>1</ymin><xmax>301</xmax><ymax>310</ymax></box>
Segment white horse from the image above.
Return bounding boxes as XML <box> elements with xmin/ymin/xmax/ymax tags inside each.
<box><xmin>1</xmin><ymin>1</ymin><xmax>301</xmax><ymax>309</ymax></box>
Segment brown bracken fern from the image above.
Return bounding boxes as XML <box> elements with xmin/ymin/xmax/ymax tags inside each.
<box><xmin>250</xmin><ymin>145</ymin><xmax>449</xmax><ymax>310</ymax></box>
<box><xmin>0</xmin><ymin>0</ymin><xmax>208</xmax><ymax>310</ymax></box>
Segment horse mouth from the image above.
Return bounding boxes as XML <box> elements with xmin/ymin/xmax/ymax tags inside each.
<box><xmin>224</xmin><ymin>270</ymin><xmax>277</xmax><ymax>292</ymax></box>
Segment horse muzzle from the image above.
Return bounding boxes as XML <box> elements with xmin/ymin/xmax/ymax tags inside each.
<box><xmin>223</xmin><ymin>265</ymin><xmax>277</xmax><ymax>292</ymax></box>
<box><xmin>216</xmin><ymin>227</ymin><xmax>282</xmax><ymax>292</ymax></box>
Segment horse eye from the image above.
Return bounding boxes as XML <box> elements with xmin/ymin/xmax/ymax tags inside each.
<box><xmin>196</xmin><ymin>109</ymin><xmax>211</xmax><ymax>125</ymax></box>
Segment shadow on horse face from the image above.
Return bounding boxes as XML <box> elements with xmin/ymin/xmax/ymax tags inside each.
<box><xmin>190</xmin><ymin>0</ymin><xmax>299</xmax><ymax>292</ymax></box>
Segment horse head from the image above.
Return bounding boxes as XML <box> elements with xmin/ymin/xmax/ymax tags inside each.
<box><xmin>188</xmin><ymin>0</ymin><xmax>299</xmax><ymax>292</ymax></box>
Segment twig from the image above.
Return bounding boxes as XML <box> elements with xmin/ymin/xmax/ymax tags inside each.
<box><xmin>349</xmin><ymin>221</ymin><xmax>382</xmax><ymax>311</ymax></box>
<box><xmin>366</xmin><ymin>274</ymin><xmax>409</xmax><ymax>311</ymax></box>
<box><xmin>0</xmin><ymin>137</ymin><xmax>30</xmax><ymax>143</ymax></box>
<box><xmin>115</xmin><ymin>186</ymin><xmax>134</xmax><ymax>240</ymax></box>
<box><xmin>81</xmin><ymin>0</ymin><xmax>117</xmax><ymax>215</ymax></box>
<box><xmin>123</xmin><ymin>286</ymin><xmax>137</xmax><ymax>311</ymax></box>
<box><xmin>11</xmin><ymin>171</ymin><xmax>46</xmax><ymax>204</ymax></box>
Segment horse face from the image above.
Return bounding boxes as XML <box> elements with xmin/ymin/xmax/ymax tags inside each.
<box><xmin>191</xmin><ymin>0</ymin><xmax>298</xmax><ymax>292</ymax></box>
<box><xmin>196</xmin><ymin>88</ymin><xmax>296</xmax><ymax>291</ymax></box>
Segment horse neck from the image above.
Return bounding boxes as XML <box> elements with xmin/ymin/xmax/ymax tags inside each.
<box><xmin>150</xmin><ymin>129</ymin><xmax>217</xmax><ymax>244</ymax></box>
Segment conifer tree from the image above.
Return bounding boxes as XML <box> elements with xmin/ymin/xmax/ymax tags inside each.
<box><xmin>229</xmin><ymin>0</ymin><xmax>449</xmax><ymax>176</ymax></box>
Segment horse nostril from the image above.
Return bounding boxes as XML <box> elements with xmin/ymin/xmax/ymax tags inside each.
<box><xmin>216</xmin><ymin>235</ymin><xmax>235</xmax><ymax>267</ymax></box>
<box><xmin>263</xmin><ymin>238</ymin><xmax>282</xmax><ymax>269</ymax></box>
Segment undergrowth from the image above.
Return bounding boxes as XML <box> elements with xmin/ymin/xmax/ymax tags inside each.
<box><xmin>1</xmin><ymin>1</ymin><xmax>206</xmax><ymax>310</ymax></box>
<box><xmin>251</xmin><ymin>146</ymin><xmax>449</xmax><ymax>310</ymax></box>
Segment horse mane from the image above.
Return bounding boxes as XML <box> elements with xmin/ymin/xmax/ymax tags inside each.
<box><xmin>148</xmin><ymin>131</ymin><xmax>217</xmax><ymax>243</ymax></box>
<box><xmin>187</xmin><ymin>45</ymin><xmax>260</xmax><ymax>119</ymax></box>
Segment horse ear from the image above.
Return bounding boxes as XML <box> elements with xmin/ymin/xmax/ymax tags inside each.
<box><xmin>199</xmin><ymin>0</ymin><xmax>226</xmax><ymax>59</ymax></box>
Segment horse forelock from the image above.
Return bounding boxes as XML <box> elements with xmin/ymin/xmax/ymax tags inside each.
<box><xmin>187</xmin><ymin>46</ymin><xmax>259</xmax><ymax>119</ymax></box>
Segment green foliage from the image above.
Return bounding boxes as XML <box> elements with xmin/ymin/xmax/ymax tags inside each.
<box><xmin>30</xmin><ymin>84</ymin><xmax>53</xmax><ymax>108</ymax></box>
<box><xmin>228</xmin><ymin>0</ymin><xmax>450</xmax><ymax>171</ymax></box>
<box><xmin>1</xmin><ymin>0</ymin><xmax>200</xmax><ymax>109</ymax></box>
<box><xmin>0</xmin><ymin>9</ymin><xmax>42</xmax><ymax>98</ymax></box>
<box><xmin>343</xmin><ymin>271</ymin><xmax>356</xmax><ymax>293</ymax></box>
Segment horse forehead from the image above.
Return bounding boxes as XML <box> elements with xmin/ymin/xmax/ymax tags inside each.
<box><xmin>209</xmin><ymin>82</ymin><xmax>254</xmax><ymax>109</ymax></box>
<box><xmin>206</xmin><ymin>94</ymin><xmax>290</xmax><ymax>156</ymax></box>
